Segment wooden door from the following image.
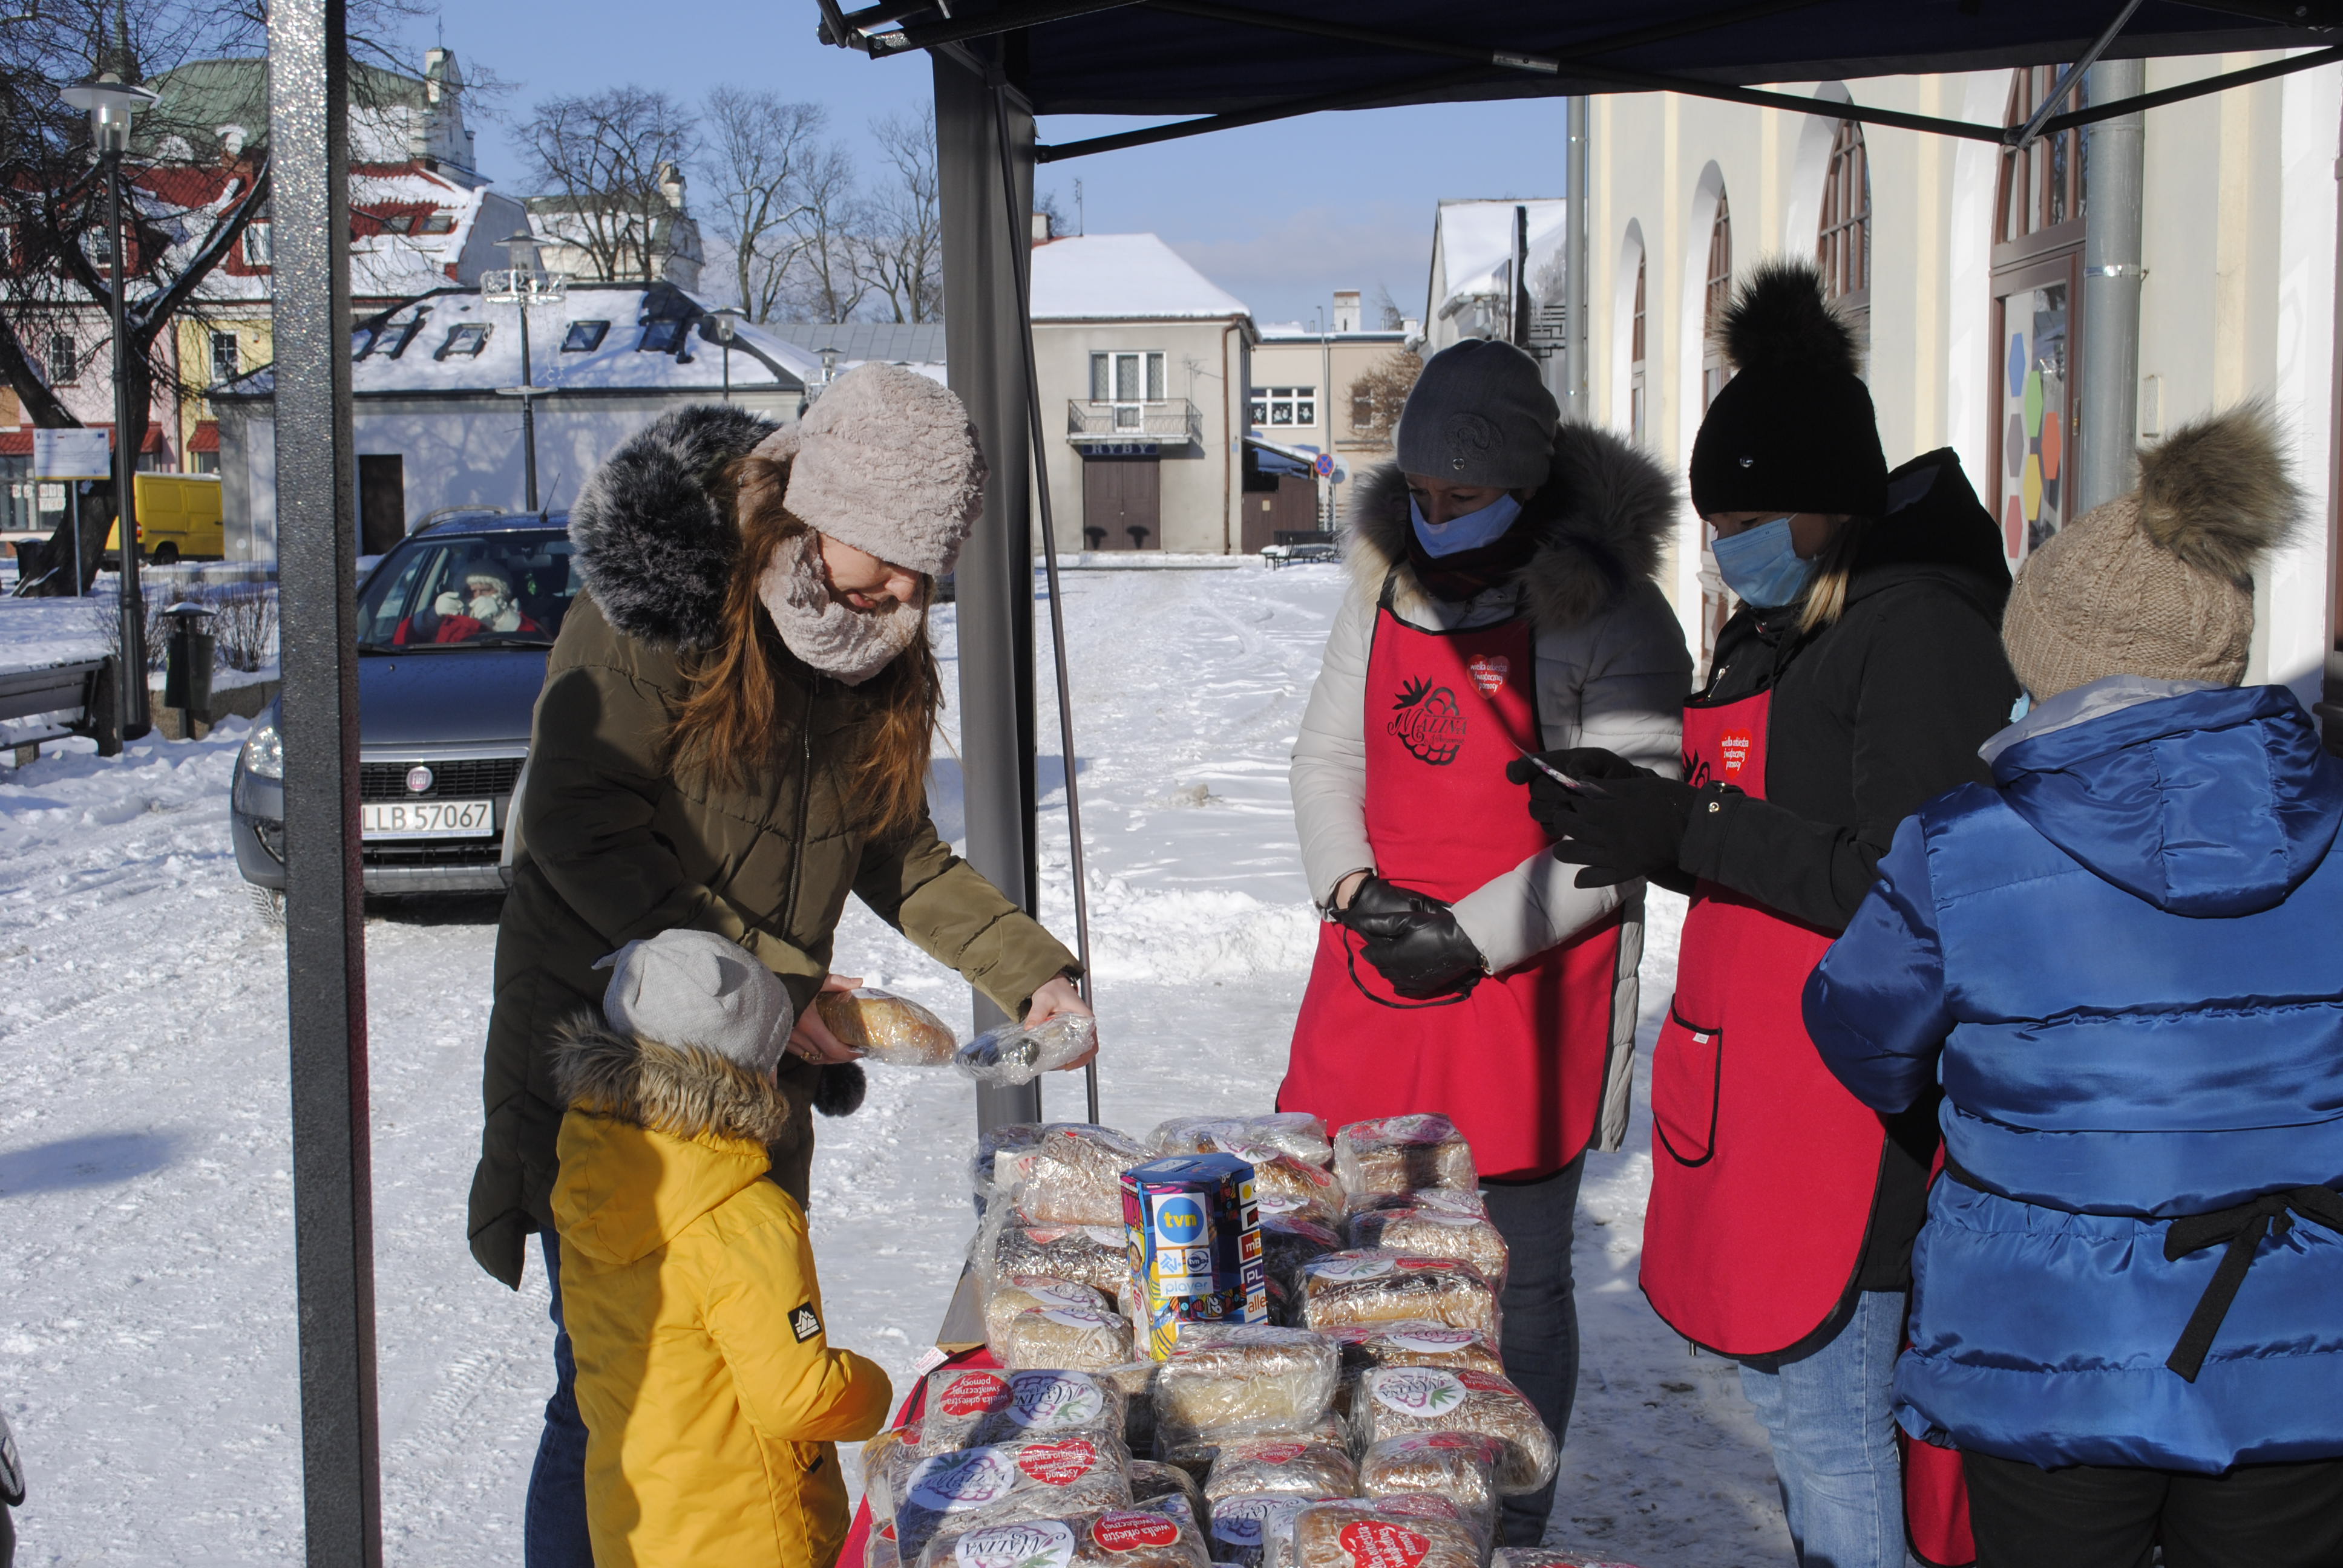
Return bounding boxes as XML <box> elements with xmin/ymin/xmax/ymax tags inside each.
<box><xmin>1081</xmin><ymin>456</ymin><xmax>1161</xmax><ymax>550</ymax></box>
<box><xmin>359</xmin><ymin>454</ymin><xmax>406</xmax><ymax>555</ymax></box>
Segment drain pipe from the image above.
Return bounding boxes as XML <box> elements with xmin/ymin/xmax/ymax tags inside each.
<box><xmin>2077</xmin><ymin>57</ymin><xmax>2146</xmax><ymax>515</ymax></box>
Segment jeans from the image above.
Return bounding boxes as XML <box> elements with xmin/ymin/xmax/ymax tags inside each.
<box><xmin>525</xmin><ymin>1232</ymin><xmax>596</xmax><ymax>1568</ymax></box>
<box><xmin>1963</xmin><ymin>1451</ymin><xmax>2343</xmax><ymax>1568</ymax></box>
<box><xmin>1737</xmin><ymin>1289</ymin><xmax>1912</xmax><ymax>1568</ymax></box>
<box><xmin>1479</xmin><ymin>1154</ymin><xmax>1587</xmax><ymax>1547</ymax></box>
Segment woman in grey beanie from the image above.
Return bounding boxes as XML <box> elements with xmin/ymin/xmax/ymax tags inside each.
<box><xmin>1282</xmin><ymin>337</ymin><xmax>1693</xmax><ymax>1546</ymax></box>
<box><xmin>476</xmin><ymin>366</ymin><xmax>1092</xmax><ymax>1567</ymax></box>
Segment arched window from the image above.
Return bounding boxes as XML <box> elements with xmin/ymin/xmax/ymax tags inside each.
<box><xmin>1989</xmin><ymin>67</ymin><xmax>2087</xmax><ymax>564</ymax></box>
<box><xmin>1701</xmin><ymin>189</ymin><xmax>1732</xmax><ymax>409</ymax></box>
<box><xmin>1630</xmin><ymin>250</ymin><xmax>1648</xmax><ymax>445</ymax></box>
<box><xmin>1817</xmin><ymin>118</ymin><xmax>1870</xmax><ymax>348</ymax></box>
<box><xmin>1997</xmin><ymin>67</ymin><xmax>2087</xmax><ymax>247</ymax></box>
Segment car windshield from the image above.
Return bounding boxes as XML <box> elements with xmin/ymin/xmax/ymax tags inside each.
<box><xmin>356</xmin><ymin>529</ymin><xmax>575</xmax><ymax>651</ymax></box>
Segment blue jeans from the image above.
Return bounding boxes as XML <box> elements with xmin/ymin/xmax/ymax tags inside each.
<box><xmin>1480</xmin><ymin>1154</ymin><xmax>1587</xmax><ymax>1548</ymax></box>
<box><xmin>1737</xmin><ymin>1289</ymin><xmax>1913</xmax><ymax>1568</ymax></box>
<box><xmin>526</xmin><ymin>1232</ymin><xmax>596</xmax><ymax>1568</ymax></box>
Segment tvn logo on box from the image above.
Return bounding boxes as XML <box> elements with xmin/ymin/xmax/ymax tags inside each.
<box><xmin>1151</xmin><ymin>1194</ymin><xmax>1208</xmax><ymax>1248</ymax></box>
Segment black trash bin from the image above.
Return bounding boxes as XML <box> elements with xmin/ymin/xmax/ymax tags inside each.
<box><xmin>161</xmin><ymin>600</ymin><xmax>216</xmax><ymax>739</ymax></box>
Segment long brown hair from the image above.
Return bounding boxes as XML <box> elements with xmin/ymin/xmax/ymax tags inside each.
<box><xmin>667</xmin><ymin>454</ymin><xmax>942</xmax><ymax>837</ymax></box>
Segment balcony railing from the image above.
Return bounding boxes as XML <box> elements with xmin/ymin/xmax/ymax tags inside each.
<box><xmin>1066</xmin><ymin>399</ymin><xmax>1201</xmax><ymax>446</ymax></box>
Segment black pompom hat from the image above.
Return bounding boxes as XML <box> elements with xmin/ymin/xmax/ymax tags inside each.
<box><xmin>1688</xmin><ymin>260</ymin><xmax>1887</xmax><ymax>519</ymax></box>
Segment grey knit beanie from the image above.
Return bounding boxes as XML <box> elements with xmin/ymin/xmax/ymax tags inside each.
<box><xmin>752</xmin><ymin>362</ymin><xmax>988</xmax><ymax>577</ymax></box>
<box><xmin>1395</xmin><ymin>339</ymin><xmax>1559</xmax><ymax>489</ymax></box>
<box><xmin>595</xmin><ymin>929</ymin><xmax>794</xmax><ymax>1079</ymax></box>
<box><xmin>2001</xmin><ymin>404</ymin><xmax>2301</xmax><ymax>700</ymax></box>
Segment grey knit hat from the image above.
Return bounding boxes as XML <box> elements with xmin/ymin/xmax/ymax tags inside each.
<box><xmin>752</xmin><ymin>362</ymin><xmax>987</xmax><ymax>578</ymax></box>
<box><xmin>1395</xmin><ymin>339</ymin><xmax>1559</xmax><ymax>489</ymax></box>
<box><xmin>2001</xmin><ymin>404</ymin><xmax>2301</xmax><ymax>700</ymax></box>
<box><xmin>595</xmin><ymin>929</ymin><xmax>794</xmax><ymax>1079</ymax></box>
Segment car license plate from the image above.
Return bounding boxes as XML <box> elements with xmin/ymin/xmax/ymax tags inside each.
<box><xmin>360</xmin><ymin>799</ymin><xmax>495</xmax><ymax>838</ymax></box>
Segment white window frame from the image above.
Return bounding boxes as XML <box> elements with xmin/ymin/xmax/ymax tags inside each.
<box><xmin>211</xmin><ymin>330</ymin><xmax>240</xmax><ymax>384</ymax></box>
<box><xmin>1090</xmin><ymin>350</ymin><xmax>1167</xmax><ymax>431</ymax></box>
<box><xmin>1250</xmin><ymin>386</ymin><xmax>1317</xmax><ymax>429</ymax></box>
<box><xmin>241</xmin><ymin>221</ymin><xmax>274</xmax><ymax>267</ymax></box>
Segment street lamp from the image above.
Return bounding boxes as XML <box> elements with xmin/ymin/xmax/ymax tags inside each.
<box><xmin>62</xmin><ymin>42</ymin><xmax>159</xmax><ymax>740</ymax></box>
<box><xmin>485</xmin><ymin>230</ymin><xmax>564</xmax><ymax>512</ymax></box>
<box><xmin>709</xmin><ymin>306</ymin><xmax>744</xmax><ymax>402</ymax></box>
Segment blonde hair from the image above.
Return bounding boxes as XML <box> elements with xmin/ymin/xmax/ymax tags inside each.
<box><xmin>1794</xmin><ymin>514</ymin><xmax>1870</xmax><ymax>637</ymax></box>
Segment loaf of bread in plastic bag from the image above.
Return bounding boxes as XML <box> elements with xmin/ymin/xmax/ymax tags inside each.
<box><xmin>1284</xmin><ymin>1498</ymin><xmax>1485</xmax><ymax>1568</ymax></box>
<box><xmin>1208</xmin><ymin>1494</ymin><xmax>1340</xmax><ymax>1568</ymax></box>
<box><xmin>985</xmin><ymin>1276</ymin><xmax>1116</xmax><ymax>1356</ymax></box>
<box><xmin>1348</xmin><ymin>1187</ymin><xmax>1486</xmax><ymax>1221</ymax></box>
<box><xmin>1150</xmin><ymin>1112</ymin><xmax>1334</xmax><ymax>1169</ymax></box>
<box><xmin>1202</xmin><ymin>1436</ymin><xmax>1360</xmax><ymax>1501</ymax></box>
<box><xmin>974</xmin><ymin>1123</ymin><xmax>1049</xmax><ymax>1212</ymax></box>
<box><xmin>969</xmin><ymin>1370</ymin><xmax>1131</xmax><ymax>1449</ymax></box>
<box><xmin>814</xmin><ymin>987</ymin><xmax>958</xmax><ymax>1065</ymax></box>
<box><xmin>1004</xmin><ymin>1306</ymin><xmax>1136</xmax><ymax>1371</ymax></box>
<box><xmin>919</xmin><ymin>1507</ymin><xmax>1210</xmax><ymax>1568</ymax></box>
<box><xmin>864</xmin><ymin>1423</ymin><xmax>928</xmax><ymax>1520</ymax></box>
<box><xmin>1331</xmin><ymin>1116</ymin><xmax>1476</xmax><ymax>1200</ymax></box>
<box><xmin>1152</xmin><ymin>1324</ymin><xmax>1340</xmax><ymax>1445</ymax></box>
<box><xmin>1260</xmin><ymin>1216</ymin><xmax>1343</xmax><ymax>1301</ymax></box>
<box><xmin>1130</xmin><ymin>1459</ymin><xmax>1204</xmax><ymax>1517</ymax></box>
<box><xmin>1345</xmin><ymin>1208</ymin><xmax>1509</xmax><ymax>1290</ymax></box>
<box><xmin>1242</xmin><ymin>1152</ymin><xmax>1343</xmax><ymax>1217</ymax></box>
<box><xmin>1158</xmin><ymin>1408</ymin><xmax>1349</xmax><ymax>1483</ymax></box>
<box><xmin>1349</xmin><ymin>1368</ymin><xmax>1558</xmax><ymax>1494</ymax></box>
<box><xmin>956</xmin><ymin>1015</ymin><xmax>1099</xmax><ymax>1087</ymax></box>
<box><xmin>1014</xmin><ymin>1125</ymin><xmax>1154</xmax><ymax>1226</ymax></box>
<box><xmin>1326</xmin><ymin>1322</ymin><xmax>1505</xmax><ymax>1377</ymax></box>
<box><xmin>1298</xmin><ymin>1252</ymin><xmax>1497</xmax><ymax>1338</ymax></box>
<box><xmin>1357</xmin><ymin>1432</ymin><xmax>1508</xmax><ymax>1544</ymax></box>
<box><xmin>992</xmin><ymin>1224</ymin><xmax>1133</xmax><ymax>1295</ymax></box>
<box><xmin>895</xmin><ymin>1437</ymin><xmax>1134</xmax><ymax>1563</ymax></box>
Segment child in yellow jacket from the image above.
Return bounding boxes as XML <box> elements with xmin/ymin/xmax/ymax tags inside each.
<box><xmin>551</xmin><ymin>929</ymin><xmax>893</xmax><ymax>1568</ymax></box>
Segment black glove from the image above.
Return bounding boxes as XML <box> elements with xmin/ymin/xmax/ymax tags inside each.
<box><xmin>1504</xmin><ymin>746</ymin><xmax>1656</xmax><ymax>836</ymax></box>
<box><xmin>1337</xmin><ymin>875</ymin><xmax>1485</xmax><ymax>999</ymax></box>
<box><xmin>1533</xmin><ymin>773</ymin><xmax>1701</xmax><ymax>889</ymax></box>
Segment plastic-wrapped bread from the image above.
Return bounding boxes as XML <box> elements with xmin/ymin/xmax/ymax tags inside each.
<box><xmin>919</xmin><ymin>1508</ymin><xmax>1210</xmax><ymax>1568</ymax></box>
<box><xmin>960</xmin><ymin>1370</ymin><xmax>1130</xmax><ymax>1449</ymax></box>
<box><xmin>1349</xmin><ymin>1187</ymin><xmax>1487</xmax><ymax>1221</ymax></box>
<box><xmin>1327</xmin><ymin>1322</ymin><xmax>1505</xmax><ymax>1377</ymax></box>
<box><xmin>1152</xmin><ymin>1114</ymin><xmax>1334</xmax><ymax>1170</ymax></box>
<box><xmin>1260</xmin><ymin>1217</ymin><xmax>1343</xmax><ymax>1299</ymax></box>
<box><xmin>993</xmin><ymin>1224</ymin><xmax>1133</xmax><ymax>1295</ymax></box>
<box><xmin>1152</xmin><ymin>1325</ymin><xmax>1340</xmax><ymax>1445</ymax></box>
<box><xmin>1257</xmin><ymin>1187</ymin><xmax>1342</xmax><ymax>1232</ymax></box>
<box><xmin>1350</xmin><ymin>1368</ymin><xmax>1558</xmax><ymax>1495</ymax></box>
<box><xmin>1332</xmin><ymin>1117</ymin><xmax>1476</xmax><ymax>1201</ymax></box>
<box><xmin>814</xmin><ymin>987</ymin><xmax>959</xmax><ymax>1065</ymax></box>
<box><xmin>864</xmin><ymin>1422</ymin><xmax>928</xmax><ymax>1520</ymax></box>
<box><xmin>1201</xmin><ymin>1437</ymin><xmax>1360</xmax><ymax>1502</ymax></box>
<box><xmin>868</xmin><ymin>1524</ymin><xmax>904</xmax><ymax>1568</ymax></box>
<box><xmin>1345</xmin><ymin>1209</ymin><xmax>1510</xmax><ymax>1291</ymax></box>
<box><xmin>896</xmin><ymin>1438</ymin><xmax>1134</xmax><ymax>1563</ymax></box>
<box><xmin>1357</xmin><ymin>1433</ymin><xmax>1507</xmax><ymax>1544</ymax></box>
<box><xmin>1208</xmin><ymin>1495</ymin><xmax>1336</xmax><ymax>1568</ymax></box>
<box><xmin>1004</xmin><ymin>1306</ymin><xmax>1136</xmax><ymax>1371</ymax></box>
<box><xmin>1237</xmin><ymin>1152</ymin><xmax>1343</xmax><ymax>1220</ymax></box>
<box><xmin>1130</xmin><ymin>1459</ymin><xmax>1204</xmax><ymax>1518</ymax></box>
<box><xmin>1015</xmin><ymin>1125</ymin><xmax>1155</xmax><ymax>1226</ymax></box>
<box><xmin>974</xmin><ymin>1123</ymin><xmax>1049</xmax><ymax>1212</ymax></box>
<box><xmin>957</xmin><ymin>1014</ymin><xmax>1099</xmax><ymax>1087</ymax></box>
<box><xmin>917</xmin><ymin>1368</ymin><xmax>1017</xmax><ymax>1456</ymax></box>
<box><xmin>1298</xmin><ymin>1252</ymin><xmax>1498</xmax><ymax>1338</ymax></box>
<box><xmin>985</xmin><ymin>1276</ymin><xmax>1116</xmax><ymax>1356</ymax></box>
<box><xmin>1158</xmin><ymin>1409</ymin><xmax>1349</xmax><ymax>1482</ymax></box>
<box><xmin>1283</xmin><ymin>1499</ymin><xmax>1484</xmax><ymax>1568</ymax></box>
<box><xmin>1102</xmin><ymin>1362</ymin><xmax>1158</xmax><ymax>1459</ymax></box>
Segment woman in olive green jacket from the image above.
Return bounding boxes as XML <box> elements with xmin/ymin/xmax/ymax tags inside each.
<box><xmin>474</xmin><ymin>373</ymin><xmax>1088</xmax><ymax>1568</ymax></box>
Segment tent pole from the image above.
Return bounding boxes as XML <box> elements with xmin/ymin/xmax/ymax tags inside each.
<box><xmin>936</xmin><ymin>50</ymin><xmax>1044</xmax><ymax>1132</ymax></box>
<box><xmin>2078</xmin><ymin>56</ymin><xmax>2146</xmax><ymax>514</ymax></box>
<box><xmin>1562</xmin><ymin>94</ymin><xmax>1591</xmax><ymax>418</ymax></box>
<box><xmin>991</xmin><ymin>83</ymin><xmax>1102</xmax><ymax>1125</ymax></box>
<box><xmin>267</xmin><ymin>0</ymin><xmax>384</xmax><ymax>1562</ymax></box>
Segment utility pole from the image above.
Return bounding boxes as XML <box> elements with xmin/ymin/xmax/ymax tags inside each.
<box><xmin>1562</xmin><ymin>96</ymin><xmax>1591</xmax><ymax>417</ymax></box>
<box><xmin>488</xmin><ymin>232</ymin><xmax>562</xmax><ymax>512</ymax></box>
<box><xmin>2077</xmin><ymin>59</ymin><xmax>2146</xmax><ymax>514</ymax></box>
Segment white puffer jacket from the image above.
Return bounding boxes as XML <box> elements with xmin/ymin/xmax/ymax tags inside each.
<box><xmin>1290</xmin><ymin>427</ymin><xmax>1693</xmax><ymax>1149</ymax></box>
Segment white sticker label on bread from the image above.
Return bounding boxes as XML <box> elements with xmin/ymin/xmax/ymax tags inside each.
<box><xmin>1383</xmin><ymin>1328</ymin><xmax>1476</xmax><ymax>1354</ymax></box>
<box><xmin>908</xmin><ymin>1448</ymin><xmax>1020</xmax><ymax>1512</ymax></box>
<box><xmin>1307</xmin><ymin>1255</ymin><xmax>1394</xmax><ymax>1283</ymax></box>
<box><xmin>954</xmin><ymin>1520</ymin><xmax>1076</xmax><ymax>1568</ymax></box>
<box><xmin>1004</xmin><ymin>1371</ymin><xmax>1107</xmax><ymax>1430</ymax></box>
<box><xmin>1370</xmin><ymin>1368</ymin><xmax>1468</xmax><ymax>1418</ymax></box>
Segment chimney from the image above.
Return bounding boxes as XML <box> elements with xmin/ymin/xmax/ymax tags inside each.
<box><xmin>1032</xmin><ymin>210</ymin><xmax>1053</xmax><ymax>245</ymax></box>
<box><xmin>1332</xmin><ymin>290</ymin><xmax>1360</xmax><ymax>334</ymax></box>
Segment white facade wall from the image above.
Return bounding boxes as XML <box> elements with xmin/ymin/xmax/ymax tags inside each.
<box><xmin>1587</xmin><ymin>57</ymin><xmax>2342</xmax><ymax>705</ymax></box>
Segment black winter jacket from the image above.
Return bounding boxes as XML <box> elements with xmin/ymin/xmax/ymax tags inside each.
<box><xmin>1680</xmin><ymin>447</ymin><xmax>2019</xmax><ymax>1299</ymax></box>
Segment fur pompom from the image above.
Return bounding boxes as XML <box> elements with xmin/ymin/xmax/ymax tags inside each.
<box><xmin>813</xmin><ymin>1061</ymin><xmax>867</xmax><ymax>1117</ymax></box>
<box><xmin>1717</xmin><ymin>259</ymin><xmax>1861</xmax><ymax>379</ymax></box>
<box><xmin>2138</xmin><ymin>401</ymin><xmax>2303</xmax><ymax>580</ymax></box>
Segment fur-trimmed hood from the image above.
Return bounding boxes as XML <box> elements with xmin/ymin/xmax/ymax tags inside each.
<box><xmin>568</xmin><ymin>403</ymin><xmax>778</xmax><ymax>653</ymax></box>
<box><xmin>1345</xmin><ymin>421</ymin><xmax>1678</xmax><ymax>626</ymax></box>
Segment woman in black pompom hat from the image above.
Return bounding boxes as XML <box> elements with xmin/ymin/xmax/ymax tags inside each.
<box><xmin>1510</xmin><ymin>261</ymin><xmax>2019</xmax><ymax>1568</ymax></box>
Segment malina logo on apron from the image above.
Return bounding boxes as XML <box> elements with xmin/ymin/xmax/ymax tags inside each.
<box><xmin>1388</xmin><ymin>678</ymin><xmax>1467</xmax><ymax>765</ymax></box>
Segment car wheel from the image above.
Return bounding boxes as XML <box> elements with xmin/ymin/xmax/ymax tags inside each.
<box><xmin>153</xmin><ymin>543</ymin><xmax>180</xmax><ymax>565</ymax></box>
<box><xmin>249</xmin><ymin>883</ymin><xmax>286</xmax><ymax>927</ymax></box>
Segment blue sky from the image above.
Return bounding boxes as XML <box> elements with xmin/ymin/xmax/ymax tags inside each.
<box><xmin>410</xmin><ymin>0</ymin><xmax>1571</xmax><ymax>327</ymax></box>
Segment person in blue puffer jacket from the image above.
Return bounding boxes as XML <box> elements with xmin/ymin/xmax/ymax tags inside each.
<box><xmin>1803</xmin><ymin>403</ymin><xmax>2343</xmax><ymax>1568</ymax></box>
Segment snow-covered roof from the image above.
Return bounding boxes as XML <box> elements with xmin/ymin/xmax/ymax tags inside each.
<box><xmin>1256</xmin><ymin>324</ymin><xmax>1409</xmax><ymax>344</ymax></box>
<box><xmin>1430</xmin><ymin>198</ymin><xmax>1568</xmax><ymax>322</ymax></box>
<box><xmin>1031</xmin><ymin>235</ymin><xmax>1250</xmax><ymax>323</ymax></box>
<box><xmin>214</xmin><ymin>282</ymin><xmax>821</xmax><ymax>402</ymax></box>
<box><xmin>762</xmin><ymin>321</ymin><xmax>946</xmax><ymax>368</ymax></box>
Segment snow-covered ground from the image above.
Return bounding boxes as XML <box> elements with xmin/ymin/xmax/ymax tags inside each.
<box><xmin>0</xmin><ymin>561</ymin><xmax>1790</xmax><ymax>1566</ymax></box>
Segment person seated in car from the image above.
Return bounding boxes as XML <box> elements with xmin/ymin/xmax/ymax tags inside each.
<box><xmin>396</xmin><ymin>564</ymin><xmax>544</xmax><ymax>644</ymax></box>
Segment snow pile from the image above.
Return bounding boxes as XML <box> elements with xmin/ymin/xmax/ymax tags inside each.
<box><xmin>0</xmin><ymin>561</ymin><xmax>1791</xmax><ymax>1565</ymax></box>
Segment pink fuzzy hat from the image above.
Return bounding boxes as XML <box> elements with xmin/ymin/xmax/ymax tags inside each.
<box><xmin>750</xmin><ymin>362</ymin><xmax>987</xmax><ymax>578</ymax></box>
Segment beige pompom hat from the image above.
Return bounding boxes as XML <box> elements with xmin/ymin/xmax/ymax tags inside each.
<box><xmin>2001</xmin><ymin>403</ymin><xmax>2303</xmax><ymax>701</ymax></box>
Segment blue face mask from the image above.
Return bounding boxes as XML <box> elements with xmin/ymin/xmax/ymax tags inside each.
<box><xmin>1709</xmin><ymin>516</ymin><xmax>1817</xmax><ymax>609</ymax></box>
<box><xmin>1411</xmin><ymin>492</ymin><xmax>1523</xmax><ymax>557</ymax></box>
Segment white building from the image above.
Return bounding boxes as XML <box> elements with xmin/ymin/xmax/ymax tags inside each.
<box><xmin>211</xmin><ymin>282</ymin><xmax>817</xmax><ymax>560</ymax></box>
<box><xmin>1582</xmin><ymin>60</ymin><xmax>2343</xmax><ymax>732</ymax></box>
<box><xmin>1423</xmin><ymin>198</ymin><xmax>1570</xmax><ymax>356</ymax></box>
<box><xmin>1029</xmin><ymin>232</ymin><xmax>1257</xmax><ymax>553</ymax></box>
<box><xmin>1250</xmin><ymin>289</ymin><xmax>1417</xmax><ymax>531</ymax></box>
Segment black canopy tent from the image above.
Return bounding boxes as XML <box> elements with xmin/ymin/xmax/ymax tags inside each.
<box><xmin>260</xmin><ymin>1</ymin><xmax>2339</xmax><ymax>1561</ymax></box>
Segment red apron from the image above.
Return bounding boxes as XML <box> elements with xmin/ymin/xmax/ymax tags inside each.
<box><xmin>1280</xmin><ymin>584</ymin><xmax>1621</xmax><ymax>1181</ymax></box>
<box><xmin>1637</xmin><ymin>688</ymin><xmax>1887</xmax><ymax>1356</ymax></box>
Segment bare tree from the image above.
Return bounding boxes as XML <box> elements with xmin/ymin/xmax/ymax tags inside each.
<box><xmin>699</xmin><ymin>86</ymin><xmax>824</xmax><ymax>322</ymax></box>
<box><xmin>853</xmin><ymin>107</ymin><xmax>942</xmax><ymax>324</ymax></box>
<box><xmin>1346</xmin><ymin>350</ymin><xmax>1423</xmax><ymax>448</ymax></box>
<box><xmin>521</xmin><ymin>85</ymin><xmax>701</xmax><ymax>283</ymax></box>
<box><xmin>779</xmin><ymin>142</ymin><xmax>867</xmax><ymax>323</ymax></box>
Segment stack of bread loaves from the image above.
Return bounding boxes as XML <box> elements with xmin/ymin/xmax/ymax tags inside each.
<box><xmin>858</xmin><ymin>1111</ymin><xmax>1636</xmax><ymax>1568</ymax></box>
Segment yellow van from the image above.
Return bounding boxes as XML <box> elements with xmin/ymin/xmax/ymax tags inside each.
<box><xmin>105</xmin><ymin>473</ymin><xmax>226</xmax><ymax>563</ymax></box>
